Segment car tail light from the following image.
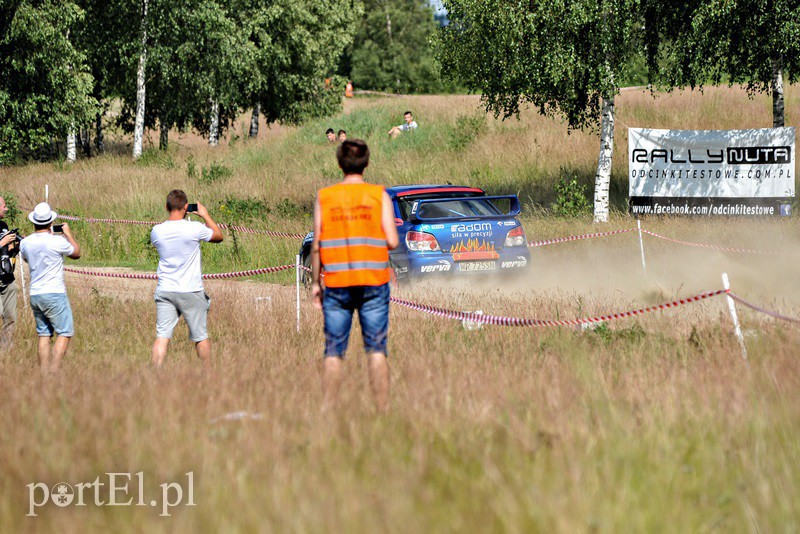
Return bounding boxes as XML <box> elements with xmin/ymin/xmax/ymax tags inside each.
<box><xmin>406</xmin><ymin>231</ymin><xmax>440</xmax><ymax>251</ymax></box>
<box><xmin>504</xmin><ymin>226</ymin><xmax>526</xmax><ymax>247</ymax></box>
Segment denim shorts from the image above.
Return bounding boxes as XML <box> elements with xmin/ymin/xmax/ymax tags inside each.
<box><xmin>30</xmin><ymin>293</ymin><xmax>74</xmax><ymax>337</ymax></box>
<box><xmin>155</xmin><ymin>290</ymin><xmax>211</xmax><ymax>342</ymax></box>
<box><xmin>323</xmin><ymin>283</ymin><xmax>390</xmax><ymax>358</ymax></box>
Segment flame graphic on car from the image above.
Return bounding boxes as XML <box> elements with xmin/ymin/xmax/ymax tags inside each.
<box><xmin>449</xmin><ymin>238</ymin><xmax>495</xmax><ymax>253</ymax></box>
<box><xmin>449</xmin><ymin>238</ymin><xmax>499</xmax><ymax>261</ymax></box>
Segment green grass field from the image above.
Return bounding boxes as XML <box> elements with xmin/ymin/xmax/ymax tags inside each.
<box><xmin>1</xmin><ymin>86</ymin><xmax>799</xmax><ymax>531</ymax></box>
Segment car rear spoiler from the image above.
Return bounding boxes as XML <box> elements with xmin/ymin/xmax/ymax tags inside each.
<box><xmin>410</xmin><ymin>195</ymin><xmax>521</xmax><ymax>222</ymax></box>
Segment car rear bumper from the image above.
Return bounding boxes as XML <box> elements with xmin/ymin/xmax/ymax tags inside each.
<box><xmin>392</xmin><ymin>248</ymin><xmax>530</xmax><ymax>278</ymax></box>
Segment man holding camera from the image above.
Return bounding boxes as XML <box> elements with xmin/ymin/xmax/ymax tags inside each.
<box><xmin>19</xmin><ymin>202</ymin><xmax>81</xmax><ymax>372</ymax></box>
<box><xmin>150</xmin><ymin>190</ymin><xmax>223</xmax><ymax>369</ymax></box>
<box><xmin>0</xmin><ymin>196</ymin><xmax>20</xmax><ymax>350</ymax></box>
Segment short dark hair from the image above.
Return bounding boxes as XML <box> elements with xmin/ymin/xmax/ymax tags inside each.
<box><xmin>326</xmin><ymin>128</ymin><xmax>334</xmax><ymax>135</ymax></box>
<box><xmin>34</xmin><ymin>223</ymin><xmax>51</xmax><ymax>231</ymax></box>
<box><xmin>336</xmin><ymin>139</ymin><xmax>370</xmax><ymax>175</ymax></box>
<box><xmin>166</xmin><ymin>189</ymin><xmax>188</xmax><ymax>212</ymax></box>
<box><xmin>404</xmin><ymin>111</ymin><xmax>412</xmax><ymax>116</ymax></box>
<box><xmin>337</xmin><ymin>129</ymin><xmax>346</xmax><ymax>136</ymax></box>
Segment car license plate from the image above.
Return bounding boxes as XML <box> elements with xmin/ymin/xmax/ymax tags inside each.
<box><xmin>458</xmin><ymin>261</ymin><xmax>496</xmax><ymax>272</ymax></box>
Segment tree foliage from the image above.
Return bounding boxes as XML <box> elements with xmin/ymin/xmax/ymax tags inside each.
<box><xmin>435</xmin><ymin>0</ymin><xmax>644</xmax><ymax>130</ymax></box>
<box><xmin>0</xmin><ymin>0</ymin><xmax>97</xmax><ymax>163</ymax></box>
<box><xmin>647</xmin><ymin>0</ymin><xmax>800</xmax><ymax>94</ymax></box>
<box><xmin>235</xmin><ymin>0</ymin><xmax>360</xmax><ymax>125</ymax></box>
<box><xmin>113</xmin><ymin>0</ymin><xmax>256</xmax><ymax>139</ymax></box>
<box><xmin>1</xmin><ymin>0</ymin><xmax>360</xmax><ymax>161</ymax></box>
<box><xmin>347</xmin><ymin>0</ymin><xmax>446</xmax><ymax>94</ymax></box>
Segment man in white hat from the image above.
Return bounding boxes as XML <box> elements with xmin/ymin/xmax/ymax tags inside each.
<box><xmin>19</xmin><ymin>202</ymin><xmax>81</xmax><ymax>372</ymax></box>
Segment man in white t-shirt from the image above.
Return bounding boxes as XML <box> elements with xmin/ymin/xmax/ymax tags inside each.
<box><xmin>388</xmin><ymin>111</ymin><xmax>418</xmax><ymax>138</ymax></box>
<box><xmin>19</xmin><ymin>202</ymin><xmax>81</xmax><ymax>372</ymax></box>
<box><xmin>150</xmin><ymin>189</ymin><xmax>223</xmax><ymax>369</ymax></box>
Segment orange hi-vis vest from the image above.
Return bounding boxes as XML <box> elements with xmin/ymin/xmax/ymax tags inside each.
<box><xmin>319</xmin><ymin>182</ymin><xmax>390</xmax><ymax>288</ymax></box>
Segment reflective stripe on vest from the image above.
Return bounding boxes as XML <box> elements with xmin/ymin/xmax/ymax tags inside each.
<box><xmin>323</xmin><ymin>260</ymin><xmax>390</xmax><ymax>272</ymax></box>
<box><xmin>318</xmin><ymin>182</ymin><xmax>390</xmax><ymax>288</ymax></box>
<box><xmin>320</xmin><ymin>237</ymin><xmax>387</xmax><ymax>249</ymax></box>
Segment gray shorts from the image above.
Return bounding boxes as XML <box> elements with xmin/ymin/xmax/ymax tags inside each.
<box><xmin>0</xmin><ymin>281</ymin><xmax>17</xmax><ymax>327</ymax></box>
<box><xmin>154</xmin><ymin>290</ymin><xmax>211</xmax><ymax>342</ymax></box>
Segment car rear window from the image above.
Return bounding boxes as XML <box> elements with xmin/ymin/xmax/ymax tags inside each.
<box><xmin>397</xmin><ymin>193</ymin><xmax>488</xmax><ymax>220</ymax></box>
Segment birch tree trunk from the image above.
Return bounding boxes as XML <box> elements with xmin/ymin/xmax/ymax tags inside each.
<box><xmin>593</xmin><ymin>94</ymin><xmax>615</xmax><ymax>223</ymax></box>
<box><xmin>772</xmin><ymin>57</ymin><xmax>784</xmax><ymax>128</ymax></box>
<box><xmin>249</xmin><ymin>103</ymin><xmax>260</xmax><ymax>138</ymax></box>
<box><xmin>159</xmin><ymin>121</ymin><xmax>168</xmax><ymax>150</ymax></box>
<box><xmin>132</xmin><ymin>0</ymin><xmax>148</xmax><ymax>160</ymax></box>
<box><xmin>209</xmin><ymin>99</ymin><xmax>220</xmax><ymax>146</ymax></box>
<box><xmin>95</xmin><ymin>112</ymin><xmax>104</xmax><ymax>153</ymax></box>
<box><xmin>66</xmin><ymin>127</ymin><xmax>76</xmax><ymax>162</ymax></box>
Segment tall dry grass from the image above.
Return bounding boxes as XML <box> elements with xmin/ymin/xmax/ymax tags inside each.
<box><xmin>1</xmin><ymin>270</ymin><xmax>799</xmax><ymax>531</ymax></box>
<box><xmin>0</xmin><ymin>86</ymin><xmax>799</xmax><ymax>530</ymax></box>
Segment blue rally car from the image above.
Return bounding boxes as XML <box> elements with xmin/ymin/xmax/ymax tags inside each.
<box><xmin>300</xmin><ymin>184</ymin><xmax>530</xmax><ymax>282</ymax></box>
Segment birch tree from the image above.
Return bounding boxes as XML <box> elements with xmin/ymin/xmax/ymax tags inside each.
<box><xmin>646</xmin><ymin>0</ymin><xmax>800</xmax><ymax>127</ymax></box>
<box><xmin>0</xmin><ymin>0</ymin><xmax>96</xmax><ymax>163</ymax></box>
<box><xmin>436</xmin><ymin>0</ymin><xmax>645</xmax><ymax>222</ymax></box>
<box><xmin>233</xmin><ymin>0</ymin><xmax>360</xmax><ymax>137</ymax></box>
<box><xmin>114</xmin><ymin>0</ymin><xmax>254</xmax><ymax>148</ymax></box>
<box><xmin>66</xmin><ymin>127</ymin><xmax>77</xmax><ymax>162</ymax></box>
<box><xmin>177</xmin><ymin>0</ymin><xmax>254</xmax><ymax>145</ymax></box>
<box><xmin>132</xmin><ymin>0</ymin><xmax>148</xmax><ymax>159</ymax></box>
<box><xmin>74</xmin><ymin>0</ymin><xmax>139</xmax><ymax>156</ymax></box>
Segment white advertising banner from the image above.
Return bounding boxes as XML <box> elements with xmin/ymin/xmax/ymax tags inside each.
<box><xmin>629</xmin><ymin>127</ymin><xmax>795</xmax><ymax>216</ymax></box>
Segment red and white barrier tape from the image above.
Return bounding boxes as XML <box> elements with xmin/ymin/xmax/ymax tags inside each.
<box><xmin>528</xmin><ymin>228</ymin><xmax>635</xmax><ymax>248</ymax></box>
<box><xmin>45</xmin><ymin>211</ymin><xmax>800</xmax><ymax>256</ymax></box>
<box><xmin>727</xmin><ymin>292</ymin><xmax>800</xmax><ymax>324</ymax></box>
<box><xmin>390</xmin><ymin>289</ymin><xmax>728</xmax><ymax>327</ymax></box>
<box><xmin>56</xmin><ymin>213</ymin><xmax>305</xmax><ymax>239</ymax></box>
<box><xmin>218</xmin><ymin>224</ymin><xmax>305</xmax><ymax>239</ymax></box>
<box><xmin>64</xmin><ymin>264</ymin><xmax>800</xmax><ymax>327</ymax></box>
<box><xmin>58</xmin><ymin>214</ymin><xmax>154</xmax><ymax>226</ymax></box>
<box><xmin>642</xmin><ymin>229</ymin><xmax>798</xmax><ymax>257</ymax></box>
<box><xmin>64</xmin><ymin>264</ymin><xmax>295</xmax><ymax>281</ymax></box>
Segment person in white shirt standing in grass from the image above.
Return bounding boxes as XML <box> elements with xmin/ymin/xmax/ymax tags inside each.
<box><xmin>19</xmin><ymin>202</ymin><xmax>81</xmax><ymax>373</ymax></box>
<box><xmin>150</xmin><ymin>190</ymin><xmax>223</xmax><ymax>369</ymax></box>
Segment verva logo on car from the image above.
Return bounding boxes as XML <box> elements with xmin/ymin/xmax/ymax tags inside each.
<box><xmin>501</xmin><ymin>256</ymin><xmax>528</xmax><ymax>269</ymax></box>
<box><xmin>421</xmin><ymin>260</ymin><xmax>452</xmax><ymax>273</ymax></box>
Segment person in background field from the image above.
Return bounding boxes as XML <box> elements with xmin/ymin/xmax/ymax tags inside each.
<box><xmin>345</xmin><ymin>81</ymin><xmax>354</xmax><ymax>98</ymax></box>
<box><xmin>326</xmin><ymin>128</ymin><xmax>337</xmax><ymax>143</ymax></box>
<box><xmin>150</xmin><ymin>190</ymin><xmax>223</xmax><ymax>369</ymax></box>
<box><xmin>338</xmin><ymin>130</ymin><xmax>347</xmax><ymax>143</ymax></box>
<box><xmin>388</xmin><ymin>111</ymin><xmax>418</xmax><ymax>138</ymax></box>
<box><xmin>311</xmin><ymin>139</ymin><xmax>400</xmax><ymax>412</ymax></box>
<box><xmin>19</xmin><ymin>203</ymin><xmax>81</xmax><ymax>372</ymax></box>
<box><xmin>0</xmin><ymin>197</ymin><xmax>19</xmax><ymax>350</ymax></box>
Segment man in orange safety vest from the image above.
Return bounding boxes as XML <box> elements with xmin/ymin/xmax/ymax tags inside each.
<box><xmin>311</xmin><ymin>139</ymin><xmax>399</xmax><ymax>411</ymax></box>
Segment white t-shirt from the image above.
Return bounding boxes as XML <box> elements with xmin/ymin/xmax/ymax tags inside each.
<box><xmin>151</xmin><ymin>220</ymin><xmax>213</xmax><ymax>293</ymax></box>
<box><xmin>399</xmin><ymin>120</ymin><xmax>418</xmax><ymax>131</ymax></box>
<box><xmin>20</xmin><ymin>233</ymin><xmax>75</xmax><ymax>296</ymax></box>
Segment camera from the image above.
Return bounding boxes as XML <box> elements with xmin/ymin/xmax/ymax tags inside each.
<box><xmin>52</xmin><ymin>224</ymin><xmax>64</xmax><ymax>233</ymax></box>
<box><xmin>186</xmin><ymin>203</ymin><xmax>198</xmax><ymax>213</ymax></box>
<box><xmin>0</xmin><ymin>229</ymin><xmax>21</xmax><ymax>282</ymax></box>
<box><xmin>0</xmin><ymin>228</ymin><xmax>21</xmax><ymax>247</ymax></box>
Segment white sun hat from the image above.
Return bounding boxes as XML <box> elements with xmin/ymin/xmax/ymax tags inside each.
<box><xmin>28</xmin><ymin>202</ymin><xmax>58</xmax><ymax>225</ymax></box>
